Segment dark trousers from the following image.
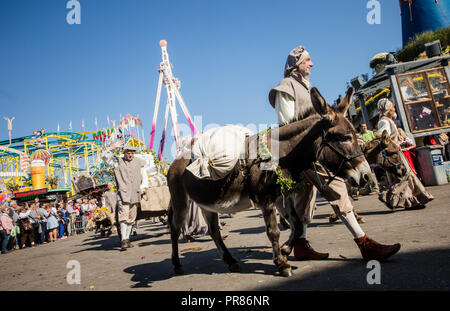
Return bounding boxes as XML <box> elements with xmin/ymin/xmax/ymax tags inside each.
<box><xmin>0</xmin><ymin>230</ymin><xmax>9</xmax><ymax>253</ymax></box>
<box><xmin>58</xmin><ymin>222</ymin><xmax>65</xmax><ymax>238</ymax></box>
<box><xmin>40</xmin><ymin>222</ymin><xmax>47</xmax><ymax>243</ymax></box>
<box><xmin>31</xmin><ymin>223</ymin><xmax>39</xmax><ymax>244</ymax></box>
<box><xmin>20</xmin><ymin>230</ymin><xmax>34</xmax><ymax>247</ymax></box>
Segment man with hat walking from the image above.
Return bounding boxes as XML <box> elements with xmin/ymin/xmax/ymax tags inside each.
<box><xmin>107</xmin><ymin>143</ymin><xmax>145</xmax><ymax>251</ymax></box>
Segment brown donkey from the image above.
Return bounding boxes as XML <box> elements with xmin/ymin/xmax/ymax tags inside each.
<box><xmin>329</xmin><ymin>130</ymin><xmax>408</xmax><ymax>223</ymax></box>
<box><xmin>361</xmin><ymin>130</ymin><xmax>407</xmax><ymax>178</ymax></box>
<box><xmin>167</xmin><ymin>87</ymin><xmax>371</xmax><ymax>277</ymax></box>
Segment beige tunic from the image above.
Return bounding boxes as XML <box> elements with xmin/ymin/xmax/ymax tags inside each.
<box><xmin>269</xmin><ymin>75</ymin><xmax>315</xmax><ymax>125</ymax></box>
<box><xmin>114</xmin><ymin>157</ymin><xmax>145</xmax><ymax>204</ymax></box>
<box><xmin>377</xmin><ymin>116</ymin><xmax>400</xmax><ymax>143</ymax></box>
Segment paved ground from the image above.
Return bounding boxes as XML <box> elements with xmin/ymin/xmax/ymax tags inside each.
<box><xmin>1</xmin><ymin>183</ymin><xmax>449</xmax><ymax>291</ymax></box>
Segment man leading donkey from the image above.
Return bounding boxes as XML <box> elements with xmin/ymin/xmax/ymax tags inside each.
<box><xmin>269</xmin><ymin>45</ymin><xmax>400</xmax><ymax>261</ymax></box>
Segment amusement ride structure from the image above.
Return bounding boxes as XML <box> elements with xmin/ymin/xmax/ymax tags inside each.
<box><xmin>0</xmin><ymin>120</ymin><xmax>145</xmax><ymax>199</ymax></box>
<box><xmin>149</xmin><ymin>40</ymin><xmax>197</xmax><ymax>160</ymax></box>
<box><xmin>0</xmin><ymin>40</ymin><xmax>194</xmax><ymax>202</ymax></box>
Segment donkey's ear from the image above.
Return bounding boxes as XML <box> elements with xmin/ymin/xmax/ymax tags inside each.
<box><xmin>336</xmin><ymin>86</ymin><xmax>354</xmax><ymax>115</ymax></box>
<box><xmin>311</xmin><ymin>87</ymin><xmax>333</xmax><ymax>120</ymax></box>
<box><xmin>381</xmin><ymin>129</ymin><xmax>390</xmax><ymax>146</ymax></box>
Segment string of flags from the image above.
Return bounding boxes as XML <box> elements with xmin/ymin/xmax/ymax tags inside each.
<box><xmin>70</xmin><ymin>114</ymin><xmax>143</xmax><ymax>142</ymax></box>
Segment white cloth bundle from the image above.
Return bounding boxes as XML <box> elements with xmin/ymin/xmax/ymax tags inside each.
<box><xmin>186</xmin><ymin>125</ymin><xmax>254</xmax><ymax>180</ymax></box>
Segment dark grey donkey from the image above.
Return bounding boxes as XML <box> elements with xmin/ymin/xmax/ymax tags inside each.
<box><xmin>167</xmin><ymin>87</ymin><xmax>370</xmax><ymax>277</ymax></box>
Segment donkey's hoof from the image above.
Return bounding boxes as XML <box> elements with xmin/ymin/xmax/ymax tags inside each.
<box><xmin>174</xmin><ymin>266</ymin><xmax>184</xmax><ymax>275</ymax></box>
<box><xmin>228</xmin><ymin>262</ymin><xmax>240</xmax><ymax>273</ymax></box>
<box><xmin>281</xmin><ymin>245</ymin><xmax>292</xmax><ymax>256</ymax></box>
<box><xmin>279</xmin><ymin>267</ymin><xmax>293</xmax><ymax>277</ymax></box>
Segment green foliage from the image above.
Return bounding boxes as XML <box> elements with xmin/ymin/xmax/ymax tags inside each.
<box><xmin>370</xmin><ymin>56</ymin><xmax>387</xmax><ymax>74</ymax></box>
<box><xmin>396</xmin><ymin>27</ymin><xmax>450</xmax><ymax>62</ymax></box>
<box><xmin>256</xmin><ymin>129</ymin><xmax>272</xmax><ymax>160</ymax></box>
<box><xmin>46</xmin><ymin>175</ymin><xmax>60</xmax><ymax>186</ymax></box>
<box><xmin>275</xmin><ymin>169</ymin><xmax>304</xmax><ymax>195</ymax></box>
<box><xmin>6</xmin><ymin>180</ymin><xmax>20</xmax><ymax>192</ymax></box>
<box><xmin>20</xmin><ymin>177</ymin><xmax>33</xmax><ymax>187</ymax></box>
<box><xmin>149</xmin><ymin>149</ymin><xmax>160</xmax><ymax>168</ymax></box>
<box><xmin>149</xmin><ymin>149</ymin><xmax>169</xmax><ymax>175</ymax></box>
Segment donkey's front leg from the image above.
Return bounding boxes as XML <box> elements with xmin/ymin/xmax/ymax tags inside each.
<box><xmin>260</xmin><ymin>202</ymin><xmax>292</xmax><ymax>277</ymax></box>
<box><xmin>202</xmin><ymin>210</ymin><xmax>240</xmax><ymax>272</ymax></box>
<box><xmin>275</xmin><ymin>195</ymin><xmax>304</xmax><ymax>256</ymax></box>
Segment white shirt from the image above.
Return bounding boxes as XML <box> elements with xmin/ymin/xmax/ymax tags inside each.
<box><xmin>19</xmin><ymin>211</ymin><xmax>30</xmax><ymax>219</ymax></box>
<box><xmin>274</xmin><ymin>92</ymin><xmax>296</xmax><ymax>125</ymax></box>
<box><xmin>377</xmin><ymin>119</ymin><xmax>391</xmax><ymax>136</ymax></box>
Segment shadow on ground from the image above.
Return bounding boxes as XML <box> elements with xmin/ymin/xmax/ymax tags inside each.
<box><xmin>229</xmin><ymin>226</ymin><xmax>266</xmax><ymax>235</ymax></box>
<box><xmin>122</xmin><ymin>246</ymin><xmax>450</xmax><ymax>290</ymax></box>
<box><xmin>123</xmin><ymin>245</ymin><xmax>275</xmax><ymax>288</ymax></box>
<box><xmin>251</xmin><ymin>248</ymin><xmax>450</xmax><ymax>290</ymax></box>
<box><xmin>70</xmin><ymin>229</ymin><xmax>170</xmax><ymax>253</ymax></box>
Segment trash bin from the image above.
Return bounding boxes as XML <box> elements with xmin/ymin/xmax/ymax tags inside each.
<box><xmin>444</xmin><ymin>161</ymin><xmax>450</xmax><ymax>182</ymax></box>
<box><xmin>415</xmin><ymin>145</ymin><xmax>448</xmax><ymax>186</ymax></box>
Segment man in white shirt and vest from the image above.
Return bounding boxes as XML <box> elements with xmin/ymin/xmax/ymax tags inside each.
<box><xmin>268</xmin><ymin>46</ymin><xmax>401</xmax><ymax>262</ymax></box>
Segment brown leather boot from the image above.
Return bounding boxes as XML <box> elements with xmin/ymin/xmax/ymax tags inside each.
<box><xmin>354</xmin><ymin>235</ymin><xmax>400</xmax><ymax>261</ymax></box>
<box><xmin>294</xmin><ymin>238</ymin><xmax>329</xmax><ymax>260</ymax></box>
<box><xmin>120</xmin><ymin>240</ymin><xmax>127</xmax><ymax>251</ymax></box>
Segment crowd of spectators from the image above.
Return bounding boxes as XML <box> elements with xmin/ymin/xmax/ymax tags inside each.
<box><xmin>0</xmin><ymin>196</ymin><xmax>103</xmax><ymax>254</ymax></box>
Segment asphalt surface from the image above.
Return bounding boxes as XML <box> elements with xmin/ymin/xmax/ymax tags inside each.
<box><xmin>1</xmin><ymin>183</ymin><xmax>449</xmax><ymax>291</ymax></box>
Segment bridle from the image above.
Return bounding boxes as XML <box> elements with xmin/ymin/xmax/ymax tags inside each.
<box><xmin>378</xmin><ymin>141</ymin><xmax>402</xmax><ymax>167</ymax></box>
<box><xmin>312</xmin><ymin>129</ymin><xmax>364</xmax><ymax>190</ymax></box>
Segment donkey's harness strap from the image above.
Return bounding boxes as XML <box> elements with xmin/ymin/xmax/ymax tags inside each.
<box><xmin>378</xmin><ymin>141</ymin><xmax>401</xmax><ymax>167</ymax></box>
<box><xmin>312</xmin><ymin>130</ymin><xmax>364</xmax><ymax>189</ymax></box>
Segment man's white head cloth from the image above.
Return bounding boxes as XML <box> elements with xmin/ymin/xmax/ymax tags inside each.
<box><xmin>284</xmin><ymin>45</ymin><xmax>310</xmax><ymax>77</ymax></box>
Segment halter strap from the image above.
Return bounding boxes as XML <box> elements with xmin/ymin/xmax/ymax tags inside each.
<box><xmin>313</xmin><ymin>133</ymin><xmax>364</xmax><ymax>189</ymax></box>
<box><xmin>378</xmin><ymin>141</ymin><xmax>401</xmax><ymax>167</ymax></box>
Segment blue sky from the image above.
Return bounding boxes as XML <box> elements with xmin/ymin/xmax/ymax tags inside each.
<box><xmin>0</xmin><ymin>0</ymin><xmax>402</xmax><ymax>159</ymax></box>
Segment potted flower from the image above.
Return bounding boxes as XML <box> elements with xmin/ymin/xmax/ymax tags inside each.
<box><xmin>6</xmin><ymin>180</ymin><xmax>20</xmax><ymax>193</ymax></box>
<box><xmin>46</xmin><ymin>175</ymin><xmax>60</xmax><ymax>189</ymax></box>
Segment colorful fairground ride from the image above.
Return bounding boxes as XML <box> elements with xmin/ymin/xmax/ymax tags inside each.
<box><xmin>0</xmin><ymin>123</ymin><xmax>150</xmax><ymax>203</ymax></box>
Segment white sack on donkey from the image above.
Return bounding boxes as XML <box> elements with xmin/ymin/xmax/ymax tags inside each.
<box><xmin>186</xmin><ymin>124</ymin><xmax>254</xmax><ymax>180</ymax></box>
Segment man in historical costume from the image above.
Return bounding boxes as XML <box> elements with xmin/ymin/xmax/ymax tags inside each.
<box><xmin>113</xmin><ymin>145</ymin><xmax>145</xmax><ymax>251</ymax></box>
<box><xmin>269</xmin><ymin>45</ymin><xmax>401</xmax><ymax>261</ymax></box>
<box><xmin>377</xmin><ymin>98</ymin><xmax>434</xmax><ymax>210</ymax></box>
